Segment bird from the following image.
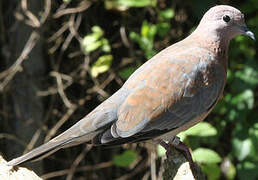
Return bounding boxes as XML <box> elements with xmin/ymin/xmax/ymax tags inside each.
<box><xmin>7</xmin><ymin>5</ymin><xmax>255</xmax><ymax>167</ymax></box>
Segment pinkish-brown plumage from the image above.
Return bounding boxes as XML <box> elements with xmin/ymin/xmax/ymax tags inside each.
<box><xmin>7</xmin><ymin>5</ymin><xmax>255</xmax><ymax>166</ymax></box>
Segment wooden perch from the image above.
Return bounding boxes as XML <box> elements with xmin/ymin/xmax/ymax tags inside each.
<box><xmin>0</xmin><ymin>155</ymin><xmax>41</xmax><ymax>180</ymax></box>
<box><xmin>163</xmin><ymin>148</ymin><xmax>206</xmax><ymax>180</ymax></box>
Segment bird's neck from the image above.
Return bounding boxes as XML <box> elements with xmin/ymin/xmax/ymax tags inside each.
<box><xmin>190</xmin><ymin>28</ymin><xmax>230</xmax><ymax>69</ymax></box>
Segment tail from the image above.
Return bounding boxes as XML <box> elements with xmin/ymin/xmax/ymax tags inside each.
<box><xmin>7</xmin><ymin>88</ymin><xmax>125</xmax><ymax>166</ymax></box>
<box><xmin>7</xmin><ymin>128</ymin><xmax>99</xmax><ymax>166</ymax></box>
<box><xmin>7</xmin><ymin>137</ymin><xmax>69</xmax><ymax>166</ymax></box>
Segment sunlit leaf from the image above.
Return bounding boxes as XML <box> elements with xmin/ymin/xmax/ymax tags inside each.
<box><xmin>116</xmin><ymin>0</ymin><xmax>156</xmax><ymax>7</ymax></box>
<box><xmin>231</xmin><ymin>90</ymin><xmax>254</xmax><ymax>110</ymax></box>
<box><xmin>178</xmin><ymin>122</ymin><xmax>217</xmax><ymax>139</ymax></box>
<box><xmin>101</xmin><ymin>38</ymin><xmax>111</xmax><ymax>52</ymax></box>
<box><xmin>141</xmin><ymin>21</ymin><xmax>150</xmax><ymax>38</ymax></box>
<box><xmin>112</xmin><ymin>150</ymin><xmax>138</xmax><ymax>167</ymax></box>
<box><xmin>193</xmin><ymin>148</ymin><xmax>222</xmax><ymax>164</ymax></box>
<box><xmin>221</xmin><ymin>159</ymin><xmax>236</xmax><ymax>180</ymax></box>
<box><xmin>81</xmin><ymin>26</ymin><xmax>105</xmax><ymax>53</ymax></box>
<box><xmin>63</xmin><ymin>0</ymin><xmax>71</xmax><ymax>3</ymax></box>
<box><xmin>159</xmin><ymin>9</ymin><xmax>175</xmax><ymax>19</ymax></box>
<box><xmin>82</xmin><ymin>40</ymin><xmax>102</xmax><ymax>53</ymax></box>
<box><xmin>233</xmin><ymin>138</ymin><xmax>253</xmax><ymax>161</ymax></box>
<box><xmin>156</xmin><ymin>144</ymin><xmax>166</xmax><ymax>157</ymax></box>
<box><xmin>90</xmin><ymin>55</ymin><xmax>113</xmax><ymax>77</ymax></box>
<box><xmin>105</xmin><ymin>0</ymin><xmax>157</xmax><ymax>11</ymax></box>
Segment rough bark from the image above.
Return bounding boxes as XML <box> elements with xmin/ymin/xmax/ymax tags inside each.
<box><xmin>163</xmin><ymin>148</ymin><xmax>206</xmax><ymax>180</ymax></box>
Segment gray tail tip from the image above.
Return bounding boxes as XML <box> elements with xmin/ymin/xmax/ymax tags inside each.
<box><xmin>6</xmin><ymin>158</ymin><xmax>20</xmax><ymax>167</ymax></box>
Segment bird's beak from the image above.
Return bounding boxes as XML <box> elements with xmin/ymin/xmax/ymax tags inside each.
<box><xmin>240</xmin><ymin>26</ymin><xmax>255</xmax><ymax>40</ymax></box>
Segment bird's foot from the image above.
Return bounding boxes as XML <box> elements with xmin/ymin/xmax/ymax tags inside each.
<box><xmin>158</xmin><ymin>136</ymin><xmax>195</xmax><ymax>171</ymax></box>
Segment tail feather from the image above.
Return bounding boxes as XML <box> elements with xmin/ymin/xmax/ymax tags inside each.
<box><xmin>7</xmin><ymin>128</ymin><xmax>100</xmax><ymax>167</ymax></box>
<box><xmin>6</xmin><ymin>89</ymin><xmax>123</xmax><ymax>166</ymax></box>
<box><xmin>7</xmin><ymin>138</ymin><xmax>69</xmax><ymax>166</ymax></box>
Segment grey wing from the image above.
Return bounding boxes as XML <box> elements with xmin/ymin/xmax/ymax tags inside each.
<box><xmin>141</xmin><ymin>64</ymin><xmax>225</xmax><ymax>133</ymax></box>
<box><xmin>95</xmin><ymin>64</ymin><xmax>226</xmax><ymax>146</ymax></box>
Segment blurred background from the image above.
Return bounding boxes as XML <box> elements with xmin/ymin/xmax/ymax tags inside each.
<box><xmin>0</xmin><ymin>0</ymin><xmax>257</xmax><ymax>179</ymax></box>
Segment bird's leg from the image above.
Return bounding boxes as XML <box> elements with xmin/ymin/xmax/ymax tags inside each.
<box><xmin>170</xmin><ymin>137</ymin><xmax>194</xmax><ymax>166</ymax></box>
<box><xmin>158</xmin><ymin>136</ymin><xmax>195</xmax><ymax>170</ymax></box>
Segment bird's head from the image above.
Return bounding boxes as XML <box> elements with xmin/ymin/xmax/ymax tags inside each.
<box><xmin>196</xmin><ymin>5</ymin><xmax>255</xmax><ymax>42</ymax></box>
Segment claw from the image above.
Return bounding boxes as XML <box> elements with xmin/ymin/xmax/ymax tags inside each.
<box><xmin>158</xmin><ymin>136</ymin><xmax>195</xmax><ymax>171</ymax></box>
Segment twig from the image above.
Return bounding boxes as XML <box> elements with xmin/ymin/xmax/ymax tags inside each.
<box><xmin>66</xmin><ymin>145</ymin><xmax>92</xmax><ymax>180</ymax></box>
<box><xmin>53</xmin><ymin>1</ymin><xmax>91</xmax><ymax>18</ymax></box>
<box><xmin>0</xmin><ymin>133</ymin><xmax>26</xmax><ymax>147</ymax></box>
<box><xmin>0</xmin><ymin>0</ymin><xmax>51</xmax><ymax>91</ymax></box>
<box><xmin>48</xmin><ymin>23</ymin><xmax>69</xmax><ymax>42</ymax></box>
<box><xmin>68</xmin><ymin>13</ymin><xmax>82</xmax><ymax>42</ymax></box>
<box><xmin>41</xmin><ymin>161</ymin><xmax>113</xmax><ymax>179</ymax></box>
<box><xmin>0</xmin><ymin>31</ymin><xmax>40</xmax><ymax>91</ymax></box>
<box><xmin>99</xmin><ymin>73</ymin><xmax>116</xmax><ymax>89</ymax></box>
<box><xmin>21</xmin><ymin>0</ymin><xmax>40</xmax><ymax>27</ymax></box>
<box><xmin>40</xmin><ymin>0</ymin><xmax>51</xmax><ymax>24</ymax></box>
<box><xmin>23</xmin><ymin>129</ymin><xmax>42</xmax><ymax>154</ymax></box>
<box><xmin>61</xmin><ymin>13</ymin><xmax>82</xmax><ymax>51</ymax></box>
<box><xmin>115</xmin><ymin>157</ymin><xmax>148</xmax><ymax>180</ymax></box>
<box><xmin>157</xmin><ymin>157</ymin><xmax>165</xmax><ymax>180</ymax></box>
<box><xmin>50</xmin><ymin>71</ymin><xmax>74</xmax><ymax>108</ymax></box>
<box><xmin>120</xmin><ymin>26</ymin><xmax>130</xmax><ymax>48</ymax></box>
<box><xmin>37</xmin><ymin>72</ymin><xmax>73</xmax><ymax>97</ymax></box>
<box><xmin>142</xmin><ymin>171</ymin><xmax>150</xmax><ymax>180</ymax></box>
<box><xmin>151</xmin><ymin>149</ymin><xmax>157</xmax><ymax>180</ymax></box>
<box><xmin>44</xmin><ymin>107</ymin><xmax>76</xmax><ymax>142</ymax></box>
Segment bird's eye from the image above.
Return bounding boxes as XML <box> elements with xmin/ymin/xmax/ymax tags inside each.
<box><xmin>223</xmin><ymin>15</ymin><xmax>231</xmax><ymax>23</ymax></box>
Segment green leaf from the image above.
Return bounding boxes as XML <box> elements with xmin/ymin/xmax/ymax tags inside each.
<box><xmin>233</xmin><ymin>138</ymin><xmax>253</xmax><ymax>161</ymax></box>
<box><xmin>193</xmin><ymin>148</ymin><xmax>222</xmax><ymax>164</ymax></box>
<box><xmin>141</xmin><ymin>21</ymin><xmax>150</xmax><ymax>38</ymax></box>
<box><xmin>118</xmin><ymin>66</ymin><xmax>137</xmax><ymax>80</ymax></box>
<box><xmin>101</xmin><ymin>38</ymin><xmax>111</xmax><ymax>52</ymax></box>
<box><xmin>129</xmin><ymin>32</ymin><xmax>142</xmax><ymax>43</ymax></box>
<box><xmin>231</xmin><ymin>90</ymin><xmax>254</xmax><ymax>110</ymax></box>
<box><xmin>92</xmin><ymin>26</ymin><xmax>104</xmax><ymax>35</ymax></box>
<box><xmin>117</xmin><ymin>0</ymin><xmax>156</xmax><ymax>7</ymax></box>
<box><xmin>112</xmin><ymin>150</ymin><xmax>138</xmax><ymax>167</ymax></box>
<box><xmin>81</xmin><ymin>26</ymin><xmax>105</xmax><ymax>54</ymax></box>
<box><xmin>90</xmin><ymin>55</ymin><xmax>113</xmax><ymax>77</ymax></box>
<box><xmin>156</xmin><ymin>144</ymin><xmax>166</xmax><ymax>157</ymax></box>
<box><xmin>82</xmin><ymin>39</ymin><xmax>102</xmax><ymax>53</ymax></box>
<box><xmin>237</xmin><ymin>161</ymin><xmax>258</xmax><ymax>180</ymax></box>
<box><xmin>159</xmin><ymin>9</ymin><xmax>175</xmax><ymax>19</ymax></box>
<box><xmin>105</xmin><ymin>0</ymin><xmax>157</xmax><ymax>11</ymax></box>
<box><xmin>157</xmin><ymin>22</ymin><xmax>170</xmax><ymax>37</ymax></box>
<box><xmin>249</xmin><ymin>123</ymin><xmax>258</xmax><ymax>159</ymax></box>
<box><xmin>201</xmin><ymin>163</ymin><xmax>221</xmax><ymax>180</ymax></box>
<box><xmin>235</xmin><ymin>65</ymin><xmax>258</xmax><ymax>87</ymax></box>
<box><xmin>222</xmin><ymin>159</ymin><xmax>236</xmax><ymax>180</ymax></box>
<box><xmin>178</xmin><ymin>122</ymin><xmax>217</xmax><ymax>139</ymax></box>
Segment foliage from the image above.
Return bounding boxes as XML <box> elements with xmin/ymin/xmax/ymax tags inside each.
<box><xmin>112</xmin><ymin>150</ymin><xmax>138</xmax><ymax>167</ymax></box>
<box><xmin>1</xmin><ymin>0</ymin><xmax>258</xmax><ymax>179</ymax></box>
<box><xmin>129</xmin><ymin>8</ymin><xmax>174</xmax><ymax>59</ymax></box>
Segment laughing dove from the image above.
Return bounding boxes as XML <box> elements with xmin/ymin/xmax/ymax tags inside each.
<box><xmin>7</xmin><ymin>5</ymin><xmax>255</xmax><ymax>166</ymax></box>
